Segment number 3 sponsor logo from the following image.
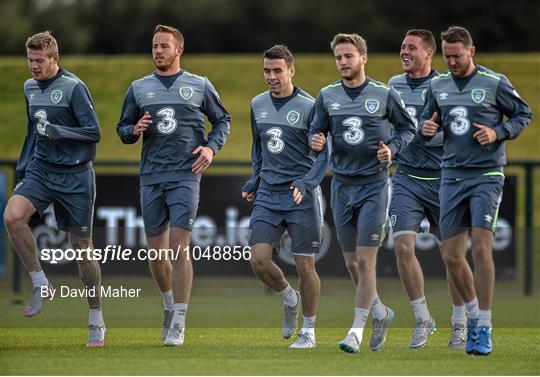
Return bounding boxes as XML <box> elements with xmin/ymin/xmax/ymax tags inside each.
<box><xmin>156</xmin><ymin>107</ymin><xmax>177</xmax><ymax>134</ymax></box>
<box><xmin>34</xmin><ymin>109</ymin><xmax>49</xmax><ymax>136</ymax></box>
<box><xmin>342</xmin><ymin>116</ymin><xmax>364</xmax><ymax>145</ymax></box>
<box><xmin>449</xmin><ymin>106</ymin><xmax>470</xmax><ymax>135</ymax></box>
<box><xmin>266</xmin><ymin>127</ymin><xmax>285</xmax><ymax>154</ymax></box>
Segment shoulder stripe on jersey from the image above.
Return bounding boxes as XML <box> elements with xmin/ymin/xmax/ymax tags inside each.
<box><xmin>297</xmin><ymin>93</ymin><xmax>315</xmax><ymax>102</ymax></box>
<box><xmin>478</xmin><ymin>70</ymin><xmax>501</xmax><ymax>81</ymax></box>
<box><xmin>134</xmin><ymin>74</ymin><xmax>154</xmax><ymax>82</ymax></box>
<box><xmin>323</xmin><ymin>82</ymin><xmax>341</xmax><ymax>90</ymax></box>
<box><xmin>252</xmin><ymin>91</ymin><xmax>269</xmax><ymax>102</ymax></box>
<box><xmin>368</xmin><ymin>81</ymin><xmax>390</xmax><ymax>90</ymax></box>
<box><xmin>388</xmin><ymin>73</ymin><xmax>406</xmax><ymax>84</ymax></box>
<box><xmin>183</xmin><ymin>71</ymin><xmax>204</xmax><ymax>80</ymax></box>
<box><xmin>433</xmin><ymin>72</ymin><xmax>451</xmax><ymax>80</ymax></box>
<box><xmin>61</xmin><ymin>75</ymin><xmax>78</xmax><ymax>83</ymax></box>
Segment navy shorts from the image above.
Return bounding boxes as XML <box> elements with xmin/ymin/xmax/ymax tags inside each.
<box><xmin>248</xmin><ymin>186</ymin><xmax>323</xmax><ymax>255</ymax></box>
<box><xmin>389</xmin><ymin>170</ymin><xmax>441</xmax><ymax>239</ymax></box>
<box><xmin>439</xmin><ymin>174</ymin><xmax>504</xmax><ymax>240</ymax></box>
<box><xmin>141</xmin><ymin>180</ymin><xmax>200</xmax><ymax>237</ymax></box>
<box><xmin>331</xmin><ymin>177</ymin><xmax>391</xmax><ymax>251</ymax></box>
<box><xmin>13</xmin><ymin>161</ymin><xmax>95</xmax><ymax>237</ymax></box>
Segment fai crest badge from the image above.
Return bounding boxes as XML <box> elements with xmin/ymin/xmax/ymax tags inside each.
<box><xmin>51</xmin><ymin>90</ymin><xmax>63</xmax><ymax>104</ymax></box>
<box><xmin>365</xmin><ymin>99</ymin><xmax>379</xmax><ymax>114</ymax></box>
<box><xmin>471</xmin><ymin>89</ymin><xmax>486</xmax><ymax>104</ymax></box>
<box><xmin>286</xmin><ymin>111</ymin><xmax>300</xmax><ymax>125</ymax></box>
<box><xmin>179</xmin><ymin>87</ymin><xmax>194</xmax><ymax>100</ymax></box>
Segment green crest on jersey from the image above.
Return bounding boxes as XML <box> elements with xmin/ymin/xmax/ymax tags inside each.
<box><xmin>471</xmin><ymin>89</ymin><xmax>486</xmax><ymax>104</ymax></box>
<box><xmin>51</xmin><ymin>90</ymin><xmax>63</xmax><ymax>104</ymax></box>
<box><xmin>365</xmin><ymin>99</ymin><xmax>379</xmax><ymax>114</ymax></box>
<box><xmin>286</xmin><ymin>111</ymin><xmax>300</xmax><ymax>125</ymax></box>
<box><xmin>179</xmin><ymin>87</ymin><xmax>194</xmax><ymax>101</ymax></box>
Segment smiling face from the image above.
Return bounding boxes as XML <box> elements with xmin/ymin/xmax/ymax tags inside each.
<box><xmin>152</xmin><ymin>32</ymin><xmax>182</xmax><ymax>73</ymax></box>
<box><xmin>400</xmin><ymin>35</ymin><xmax>433</xmax><ymax>76</ymax></box>
<box><xmin>27</xmin><ymin>48</ymin><xmax>59</xmax><ymax>81</ymax></box>
<box><xmin>442</xmin><ymin>40</ymin><xmax>476</xmax><ymax>78</ymax></box>
<box><xmin>263</xmin><ymin>58</ymin><xmax>294</xmax><ymax>98</ymax></box>
<box><xmin>333</xmin><ymin>43</ymin><xmax>366</xmax><ymax>82</ymax></box>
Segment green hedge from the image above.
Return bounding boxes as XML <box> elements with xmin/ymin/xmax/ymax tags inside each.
<box><xmin>1</xmin><ymin>53</ymin><xmax>538</xmax><ymax>161</ymax></box>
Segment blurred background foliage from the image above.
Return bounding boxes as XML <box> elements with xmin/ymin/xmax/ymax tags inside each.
<box><xmin>1</xmin><ymin>0</ymin><xmax>539</xmax><ymax>55</ymax></box>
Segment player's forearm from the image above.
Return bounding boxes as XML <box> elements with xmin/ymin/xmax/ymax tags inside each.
<box><xmin>424</xmin><ymin>130</ymin><xmax>444</xmax><ymax>147</ymax></box>
<box><xmin>206</xmin><ymin>116</ymin><xmax>231</xmax><ymax>153</ymax></box>
<box><xmin>388</xmin><ymin>127</ymin><xmax>415</xmax><ymax>156</ymax></box>
<box><xmin>116</xmin><ymin>124</ymin><xmax>139</xmax><ymax>144</ymax></box>
<box><xmin>299</xmin><ymin>148</ymin><xmax>329</xmax><ymax>192</ymax></box>
<box><xmin>46</xmin><ymin>123</ymin><xmax>100</xmax><ymax>143</ymax></box>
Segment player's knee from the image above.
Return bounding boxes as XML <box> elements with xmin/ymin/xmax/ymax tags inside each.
<box><xmin>344</xmin><ymin>258</ymin><xmax>359</xmax><ymax>275</ymax></box>
<box><xmin>249</xmin><ymin>253</ymin><xmax>270</xmax><ymax>271</ymax></box>
<box><xmin>3</xmin><ymin>207</ymin><xmax>28</xmax><ymax>229</ymax></box>
<box><xmin>394</xmin><ymin>240</ymin><xmax>415</xmax><ymax>262</ymax></box>
<box><xmin>357</xmin><ymin>254</ymin><xmax>374</xmax><ymax>271</ymax></box>
<box><xmin>295</xmin><ymin>259</ymin><xmax>315</xmax><ymax>277</ymax></box>
<box><xmin>442</xmin><ymin>251</ymin><xmax>462</xmax><ymax>270</ymax></box>
<box><xmin>472</xmin><ymin>246</ymin><xmax>493</xmax><ymax>265</ymax></box>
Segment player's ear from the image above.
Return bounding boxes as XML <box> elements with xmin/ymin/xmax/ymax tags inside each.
<box><xmin>470</xmin><ymin>45</ymin><xmax>476</xmax><ymax>58</ymax></box>
<box><xmin>290</xmin><ymin>65</ymin><xmax>295</xmax><ymax>78</ymax></box>
<box><xmin>177</xmin><ymin>45</ymin><xmax>184</xmax><ymax>58</ymax></box>
<box><xmin>52</xmin><ymin>52</ymin><xmax>60</xmax><ymax>64</ymax></box>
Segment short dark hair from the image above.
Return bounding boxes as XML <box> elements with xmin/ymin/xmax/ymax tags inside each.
<box><xmin>330</xmin><ymin>33</ymin><xmax>367</xmax><ymax>54</ymax></box>
<box><xmin>263</xmin><ymin>45</ymin><xmax>294</xmax><ymax>68</ymax></box>
<box><xmin>441</xmin><ymin>26</ymin><xmax>473</xmax><ymax>47</ymax></box>
<box><xmin>405</xmin><ymin>29</ymin><xmax>436</xmax><ymax>54</ymax></box>
<box><xmin>154</xmin><ymin>24</ymin><xmax>184</xmax><ymax>48</ymax></box>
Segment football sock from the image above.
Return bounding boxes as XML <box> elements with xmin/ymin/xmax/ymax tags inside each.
<box><xmin>89</xmin><ymin>308</ymin><xmax>105</xmax><ymax>327</ymax></box>
<box><xmin>478</xmin><ymin>309</ymin><xmax>492</xmax><ymax>327</ymax></box>
<box><xmin>410</xmin><ymin>296</ymin><xmax>431</xmax><ymax>322</ymax></box>
<box><xmin>451</xmin><ymin>305</ymin><xmax>467</xmax><ymax>325</ymax></box>
<box><xmin>370</xmin><ymin>295</ymin><xmax>387</xmax><ymax>320</ymax></box>
<box><xmin>349</xmin><ymin>307</ymin><xmax>369</xmax><ymax>341</ymax></box>
<box><xmin>278</xmin><ymin>284</ymin><xmax>298</xmax><ymax>307</ymax></box>
<box><xmin>171</xmin><ymin>303</ymin><xmax>188</xmax><ymax>328</ymax></box>
<box><xmin>29</xmin><ymin>268</ymin><xmax>48</xmax><ymax>288</ymax></box>
<box><xmin>161</xmin><ymin>290</ymin><xmax>174</xmax><ymax>311</ymax></box>
<box><xmin>301</xmin><ymin>315</ymin><xmax>316</xmax><ymax>336</ymax></box>
<box><xmin>465</xmin><ymin>297</ymin><xmax>480</xmax><ymax>320</ymax></box>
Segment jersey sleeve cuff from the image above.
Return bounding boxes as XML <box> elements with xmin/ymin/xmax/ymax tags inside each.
<box><xmin>387</xmin><ymin>142</ymin><xmax>398</xmax><ymax>157</ymax></box>
<box><xmin>206</xmin><ymin>140</ymin><xmax>219</xmax><ymax>154</ymax></box>
<box><xmin>494</xmin><ymin>124</ymin><xmax>507</xmax><ymax>141</ymax></box>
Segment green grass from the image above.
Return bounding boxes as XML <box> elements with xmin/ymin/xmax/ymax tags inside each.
<box><xmin>1</xmin><ymin>53</ymin><xmax>539</xmax><ymax>161</ymax></box>
<box><xmin>2</xmin><ymin>327</ymin><xmax>539</xmax><ymax>375</ymax></box>
<box><xmin>1</xmin><ymin>277</ymin><xmax>539</xmax><ymax>375</ymax></box>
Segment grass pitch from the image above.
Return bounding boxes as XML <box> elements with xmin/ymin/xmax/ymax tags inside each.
<box><xmin>1</xmin><ymin>277</ymin><xmax>539</xmax><ymax>375</ymax></box>
<box><xmin>2</xmin><ymin>327</ymin><xmax>539</xmax><ymax>375</ymax></box>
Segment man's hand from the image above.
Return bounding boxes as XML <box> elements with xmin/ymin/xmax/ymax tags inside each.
<box><xmin>377</xmin><ymin>141</ymin><xmax>392</xmax><ymax>163</ymax></box>
<box><xmin>310</xmin><ymin>133</ymin><xmax>326</xmax><ymax>152</ymax></box>
<box><xmin>473</xmin><ymin>123</ymin><xmax>497</xmax><ymax>145</ymax></box>
<box><xmin>192</xmin><ymin>146</ymin><xmax>214</xmax><ymax>174</ymax></box>
<box><xmin>133</xmin><ymin>111</ymin><xmax>152</xmax><ymax>136</ymax></box>
<box><xmin>241</xmin><ymin>191</ymin><xmax>256</xmax><ymax>202</ymax></box>
<box><xmin>291</xmin><ymin>187</ymin><xmax>303</xmax><ymax>205</ymax></box>
<box><xmin>421</xmin><ymin>112</ymin><xmax>439</xmax><ymax>137</ymax></box>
